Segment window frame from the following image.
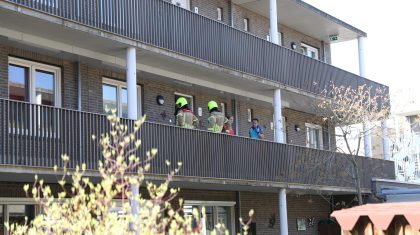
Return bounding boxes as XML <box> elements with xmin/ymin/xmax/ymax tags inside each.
<box><xmin>300</xmin><ymin>43</ymin><xmax>319</xmax><ymax>60</ymax></box>
<box><xmin>266</xmin><ymin>32</ymin><xmax>283</xmax><ymax>45</ymax></box>
<box><xmin>8</xmin><ymin>57</ymin><xmax>62</xmax><ymax>108</ymax></box>
<box><xmin>102</xmin><ymin>77</ymin><xmax>142</xmax><ymax>119</ymax></box>
<box><xmin>174</xmin><ymin>92</ymin><xmax>194</xmax><ymax>111</ymax></box>
<box><xmin>216</xmin><ymin>7</ymin><xmax>223</xmax><ymax>21</ymax></box>
<box><xmin>183</xmin><ymin>200</ymin><xmax>236</xmax><ymax>234</ymax></box>
<box><xmin>243</xmin><ymin>18</ymin><xmax>249</xmax><ymax>32</ymax></box>
<box><xmin>305</xmin><ymin>123</ymin><xmax>323</xmax><ymax>150</ymax></box>
<box><xmin>171</xmin><ymin>0</ymin><xmax>190</xmax><ymax>10</ymax></box>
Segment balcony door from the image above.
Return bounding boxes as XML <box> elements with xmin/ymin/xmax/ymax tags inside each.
<box><xmin>171</xmin><ymin>0</ymin><xmax>190</xmax><ymax>10</ymax></box>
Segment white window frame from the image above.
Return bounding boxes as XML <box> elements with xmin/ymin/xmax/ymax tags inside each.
<box><xmin>8</xmin><ymin>57</ymin><xmax>61</xmax><ymax>138</ymax></box>
<box><xmin>9</xmin><ymin>57</ymin><xmax>62</xmax><ymax>108</ymax></box>
<box><xmin>0</xmin><ymin>198</ymin><xmax>41</xmax><ymax>235</ymax></box>
<box><xmin>216</xmin><ymin>7</ymin><xmax>223</xmax><ymax>21</ymax></box>
<box><xmin>305</xmin><ymin>123</ymin><xmax>323</xmax><ymax>150</ymax></box>
<box><xmin>266</xmin><ymin>32</ymin><xmax>283</xmax><ymax>45</ymax></box>
<box><xmin>300</xmin><ymin>43</ymin><xmax>319</xmax><ymax>60</ymax></box>
<box><xmin>220</xmin><ymin>102</ymin><xmax>225</xmax><ymax>116</ymax></box>
<box><xmin>102</xmin><ymin>77</ymin><xmax>142</xmax><ymax>119</ymax></box>
<box><xmin>171</xmin><ymin>0</ymin><xmax>190</xmax><ymax>10</ymax></box>
<box><xmin>184</xmin><ymin>200</ymin><xmax>235</xmax><ymax>235</ymax></box>
<box><xmin>174</xmin><ymin>92</ymin><xmax>194</xmax><ymax>111</ymax></box>
<box><xmin>243</xmin><ymin>18</ymin><xmax>249</xmax><ymax>32</ymax></box>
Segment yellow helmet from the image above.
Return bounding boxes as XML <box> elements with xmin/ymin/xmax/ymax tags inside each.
<box><xmin>176</xmin><ymin>97</ymin><xmax>188</xmax><ymax>108</ymax></box>
<box><xmin>208</xmin><ymin>100</ymin><xmax>218</xmax><ymax>111</ymax></box>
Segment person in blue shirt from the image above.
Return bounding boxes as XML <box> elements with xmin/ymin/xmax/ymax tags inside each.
<box><xmin>249</xmin><ymin>118</ymin><xmax>265</xmax><ymax>140</ymax></box>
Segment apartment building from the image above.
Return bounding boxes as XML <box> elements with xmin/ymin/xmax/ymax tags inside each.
<box><xmin>0</xmin><ymin>0</ymin><xmax>394</xmax><ymax>234</ymax></box>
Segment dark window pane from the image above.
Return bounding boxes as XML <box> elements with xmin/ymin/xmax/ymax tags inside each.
<box><xmin>35</xmin><ymin>70</ymin><xmax>55</xmax><ymax>106</ymax></box>
<box><xmin>8</xmin><ymin>205</ymin><xmax>35</xmax><ymax>228</ymax></box>
<box><xmin>8</xmin><ymin>64</ymin><xmax>29</xmax><ymax>102</ymax></box>
<box><xmin>103</xmin><ymin>84</ymin><xmax>118</xmax><ymax>114</ymax></box>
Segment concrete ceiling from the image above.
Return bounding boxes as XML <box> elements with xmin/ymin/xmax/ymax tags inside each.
<box><xmin>232</xmin><ymin>0</ymin><xmax>366</xmax><ymax>43</ymax></box>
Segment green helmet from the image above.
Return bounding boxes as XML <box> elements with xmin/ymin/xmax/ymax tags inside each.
<box><xmin>208</xmin><ymin>100</ymin><xmax>218</xmax><ymax>111</ymax></box>
<box><xmin>176</xmin><ymin>97</ymin><xmax>188</xmax><ymax>108</ymax></box>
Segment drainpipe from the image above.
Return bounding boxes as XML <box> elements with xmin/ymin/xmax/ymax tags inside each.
<box><xmin>358</xmin><ymin>36</ymin><xmax>372</xmax><ymax>157</ymax></box>
<box><xmin>77</xmin><ymin>62</ymin><xmax>83</xmax><ymax>166</ymax></box>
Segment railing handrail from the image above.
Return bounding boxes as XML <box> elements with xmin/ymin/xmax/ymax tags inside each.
<box><xmin>3</xmin><ymin>0</ymin><xmax>388</xmax><ymax>96</ymax></box>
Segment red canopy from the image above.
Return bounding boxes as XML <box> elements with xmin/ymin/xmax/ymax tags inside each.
<box><xmin>331</xmin><ymin>202</ymin><xmax>420</xmax><ymax>231</ymax></box>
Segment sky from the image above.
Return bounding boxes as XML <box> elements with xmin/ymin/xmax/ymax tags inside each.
<box><xmin>303</xmin><ymin>0</ymin><xmax>420</xmax><ymax>111</ymax></box>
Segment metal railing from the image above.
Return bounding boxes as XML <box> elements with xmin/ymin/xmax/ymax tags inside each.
<box><xmin>0</xmin><ymin>99</ymin><xmax>395</xmax><ymax>189</ymax></box>
<box><xmin>4</xmin><ymin>0</ymin><xmax>386</xmax><ymax>95</ymax></box>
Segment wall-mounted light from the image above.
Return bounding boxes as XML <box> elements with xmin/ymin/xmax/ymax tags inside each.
<box><xmin>156</xmin><ymin>95</ymin><xmax>165</xmax><ymax>105</ymax></box>
<box><xmin>291</xmin><ymin>42</ymin><xmax>297</xmax><ymax>50</ymax></box>
<box><xmin>295</xmin><ymin>124</ymin><xmax>300</xmax><ymax>132</ymax></box>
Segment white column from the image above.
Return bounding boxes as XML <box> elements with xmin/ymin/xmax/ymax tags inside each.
<box><xmin>382</xmin><ymin>120</ymin><xmax>390</xmax><ymax>160</ymax></box>
<box><xmin>269</xmin><ymin>0</ymin><xmax>279</xmax><ymax>45</ymax></box>
<box><xmin>358</xmin><ymin>36</ymin><xmax>372</xmax><ymax>157</ymax></box>
<box><xmin>126</xmin><ymin>47</ymin><xmax>138</xmax><ymax>120</ymax></box>
<box><xmin>279</xmin><ymin>189</ymin><xmax>288</xmax><ymax>235</ymax></box>
<box><xmin>274</xmin><ymin>89</ymin><xmax>284</xmax><ymax>143</ymax></box>
<box><xmin>357</xmin><ymin>36</ymin><xmax>367</xmax><ymax>78</ymax></box>
<box><xmin>363</xmin><ymin>122</ymin><xmax>373</xmax><ymax>157</ymax></box>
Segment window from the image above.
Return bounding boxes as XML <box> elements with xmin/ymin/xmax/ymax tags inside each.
<box><xmin>8</xmin><ymin>57</ymin><xmax>61</xmax><ymax>107</ymax></box>
<box><xmin>174</xmin><ymin>93</ymin><xmax>194</xmax><ymax>111</ymax></box>
<box><xmin>216</xmin><ymin>7</ymin><xmax>223</xmax><ymax>21</ymax></box>
<box><xmin>306</xmin><ymin>123</ymin><xmax>323</xmax><ymax>149</ymax></box>
<box><xmin>266</xmin><ymin>32</ymin><xmax>283</xmax><ymax>45</ymax></box>
<box><xmin>220</xmin><ymin>102</ymin><xmax>226</xmax><ymax>116</ymax></box>
<box><xmin>0</xmin><ymin>199</ymin><xmax>40</xmax><ymax>235</ymax></box>
<box><xmin>102</xmin><ymin>78</ymin><xmax>142</xmax><ymax>119</ymax></box>
<box><xmin>243</xmin><ymin>18</ymin><xmax>249</xmax><ymax>31</ymax></box>
<box><xmin>183</xmin><ymin>201</ymin><xmax>235</xmax><ymax>235</ymax></box>
<box><xmin>171</xmin><ymin>0</ymin><xmax>190</xmax><ymax>10</ymax></box>
<box><xmin>247</xmin><ymin>108</ymin><xmax>253</xmax><ymax>123</ymax></box>
<box><xmin>301</xmin><ymin>43</ymin><xmax>319</xmax><ymax>60</ymax></box>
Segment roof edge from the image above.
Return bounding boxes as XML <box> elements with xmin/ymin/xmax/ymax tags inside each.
<box><xmin>295</xmin><ymin>0</ymin><xmax>367</xmax><ymax>38</ymax></box>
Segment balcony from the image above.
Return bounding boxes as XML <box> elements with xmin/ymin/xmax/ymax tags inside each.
<box><xmin>2</xmin><ymin>0</ymin><xmax>385</xmax><ymax>96</ymax></box>
<box><xmin>0</xmin><ymin>99</ymin><xmax>395</xmax><ymax>191</ymax></box>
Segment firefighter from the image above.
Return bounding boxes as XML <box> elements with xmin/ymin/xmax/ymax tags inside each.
<box><xmin>207</xmin><ymin>100</ymin><xmax>228</xmax><ymax>133</ymax></box>
<box><xmin>175</xmin><ymin>97</ymin><xmax>199</xmax><ymax>129</ymax></box>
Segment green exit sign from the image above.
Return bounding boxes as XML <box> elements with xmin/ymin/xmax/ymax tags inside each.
<box><xmin>329</xmin><ymin>35</ymin><xmax>339</xmax><ymax>41</ymax></box>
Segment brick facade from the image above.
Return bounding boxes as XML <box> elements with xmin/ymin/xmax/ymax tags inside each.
<box><xmin>190</xmin><ymin>0</ymin><xmax>231</xmax><ymax>25</ymax></box>
<box><xmin>185</xmin><ymin>0</ymin><xmax>332</xmax><ymax>63</ymax></box>
<box><xmin>240</xmin><ymin>191</ymin><xmax>332</xmax><ymax>235</ymax></box>
<box><xmin>0</xmin><ymin>183</ymin><xmax>334</xmax><ymax>235</ymax></box>
<box><xmin>0</xmin><ymin>44</ymin><xmax>332</xmax><ymax>145</ymax></box>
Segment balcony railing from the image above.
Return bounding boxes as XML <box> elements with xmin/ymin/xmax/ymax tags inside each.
<box><xmin>0</xmin><ymin>99</ymin><xmax>395</xmax><ymax>189</ymax></box>
<box><xmin>4</xmin><ymin>0</ymin><xmax>385</xmax><ymax>95</ymax></box>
